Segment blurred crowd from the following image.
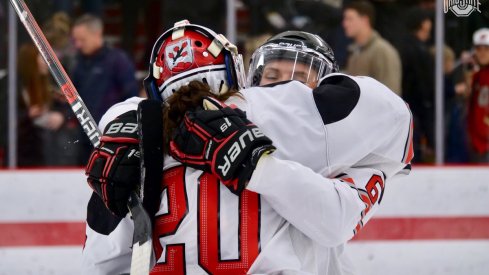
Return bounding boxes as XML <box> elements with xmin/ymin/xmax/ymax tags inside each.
<box><xmin>0</xmin><ymin>0</ymin><xmax>488</xmax><ymax>167</ymax></box>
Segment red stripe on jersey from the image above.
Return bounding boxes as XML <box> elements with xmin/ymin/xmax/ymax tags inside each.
<box><xmin>341</xmin><ymin>177</ymin><xmax>355</xmax><ymax>184</ymax></box>
<box><xmin>405</xmin><ymin>118</ymin><xmax>414</xmax><ymax>164</ymax></box>
<box><xmin>403</xmin><ymin>105</ymin><xmax>414</xmax><ymax>164</ymax></box>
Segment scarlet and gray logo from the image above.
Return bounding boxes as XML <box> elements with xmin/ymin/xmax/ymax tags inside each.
<box><xmin>165</xmin><ymin>38</ymin><xmax>193</xmax><ymax>71</ymax></box>
<box><xmin>444</xmin><ymin>0</ymin><xmax>481</xmax><ymax>17</ymax></box>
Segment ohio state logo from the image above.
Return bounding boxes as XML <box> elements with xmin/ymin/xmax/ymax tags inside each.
<box><xmin>165</xmin><ymin>38</ymin><xmax>194</xmax><ymax>71</ymax></box>
<box><xmin>444</xmin><ymin>0</ymin><xmax>481</xmax><ymax>17</ymax></box>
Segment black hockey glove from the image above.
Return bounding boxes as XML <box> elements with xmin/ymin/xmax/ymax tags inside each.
<box><xmin>85</xmin><ymin>111</ymin><xmax>140</xmax><ymax>217</ymax></box>
<box><xmin>169</xmin><ymin>97</ymin><xmax>275</xmax><ymax>195</ymax></box>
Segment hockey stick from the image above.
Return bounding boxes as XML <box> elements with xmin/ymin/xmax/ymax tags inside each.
<box><xmin>8</xmin><ymin>0</ymin><xmax>152</xmax><ymax>274</ymax></box>
<box><xmin>129</xmin><ymin>99</ymin><xmax>164</xmax><ymax>274</ymax></box>
<box><xmin>137</xmin><ymin>100</ymin><xmax>163</xmax><ymax>223</ymax></box>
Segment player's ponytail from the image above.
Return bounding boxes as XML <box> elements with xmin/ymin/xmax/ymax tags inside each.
<box><xmin>162</xmin><ymin>80</ymin><xmax>240</xmax><ymax>153</ymax></box>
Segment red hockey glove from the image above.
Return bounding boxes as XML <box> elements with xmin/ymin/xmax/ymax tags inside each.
<box><xmin>85</xmin><ymin>111</ymin><xmax>140</xmax><ymax>217</ymax></box>
<box><xmin>169</xmin><ymin>97</ymin><xmax>275</xmax><ymax>195</ymax></box>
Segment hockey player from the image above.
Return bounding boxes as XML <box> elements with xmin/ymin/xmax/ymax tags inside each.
<box><xmin>83</xmin><ymin>21</ymin><xmax>413</xmax><ymax>274</ymax></box>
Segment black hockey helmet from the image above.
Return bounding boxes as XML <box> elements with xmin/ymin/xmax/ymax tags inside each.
<box><xmin>247</xmin><ymin>31</ymin><xmax>338</xmax><ymax>88</ymax></box>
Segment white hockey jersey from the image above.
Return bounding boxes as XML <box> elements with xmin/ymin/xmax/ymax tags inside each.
<box><xmin>82</xmin><ymin>73</ymin><xmax>413</xmax><ymax>275</ymax></box>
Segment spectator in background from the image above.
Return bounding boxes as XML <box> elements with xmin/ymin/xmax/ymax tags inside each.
<box><xmin>71</xmin><ymin>14</ymin><xmax>139</xmax><ymax>164</ymax></box>
<box><xmin>342</xmin><ymin>0</ymin><xmax>401</xmax><ymax>95</ymax></box>
<box><xmin>43</xmin><ymin>12</ymin><xmax>80</xmax><ymax>166</ymax></box>
<box><xmin>44</xmin><ymin>12</ymin><xmax>76</xmax><ymax>72</ymax></box>
<box><xmin>400</xmin><ymin>7</ymin><xmax>434</xmax><ymax>163</ymax></box>
<box><xmin>17</xmin><ymin>44</ymin><xmax>66</xmax><ymax>166</ymax></box>
<box><xmin>467</xmin><ymin>28</ymin><xmax>489</xmax><ymax>163</ymax></box>
<box><xmin>442</xmin><ymin>45</ymin><xmax>470</xmax><ymax>163</ymax></box>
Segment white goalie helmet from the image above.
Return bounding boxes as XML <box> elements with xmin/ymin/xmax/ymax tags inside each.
<box><xmin>144</xmin><ymin>20</ymin><xmax>246</xmax><ymax>101</ymax></box>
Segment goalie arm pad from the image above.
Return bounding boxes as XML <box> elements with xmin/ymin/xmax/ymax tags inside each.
<box><xmin>247</xmin><ymin>155</ymin><xmax>386</xmax><ymax>247</ymax></box>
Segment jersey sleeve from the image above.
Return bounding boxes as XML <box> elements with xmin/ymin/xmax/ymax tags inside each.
<box><xmin>314</xmin><ymin>74</ymin><xmax>413</xmax><ymax>178</ymax></box>
<box><xmin>242</xmin><ymin>76</ymin><xmax>412</xmax><ymax>247</ymax></box>
<box><xmin>82</xmin><ymin>194</ymin><xmax>134</xmax><ymax>275</ymax></box>
<box><xmin>246</xmin><ymin>156</ymin><xmax>385</xmax><ymax>247</ymax></box>
<box><xmin>98</xmin><ymin>96</ymin><xmax>144</xmax><ymax>131</ymax></box>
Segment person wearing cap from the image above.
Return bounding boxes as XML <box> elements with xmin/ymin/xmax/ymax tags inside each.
<box><xmin>467</xmin><ymin>28</ymin><xmax>489</xmax><ymax>162</ymax></box>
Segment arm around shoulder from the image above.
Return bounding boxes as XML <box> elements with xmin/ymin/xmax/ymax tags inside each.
<box><xmin>246</xmin><ymin>155</ymin><xmax>385</xmax><ymax>247</ymax></box>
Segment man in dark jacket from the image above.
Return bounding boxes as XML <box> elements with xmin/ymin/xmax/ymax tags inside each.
<box><xmin>400</xmin><ymin>7</ymin><xmax>434</xmax><ymax>163</ymax></box>
<box><xmin>72</xmin><ymin>14</ymin><xmax>139</xmax><ymax>164</ymax></box>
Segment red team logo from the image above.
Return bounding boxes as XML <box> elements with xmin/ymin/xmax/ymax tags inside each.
<box><xmin>165</xmin><ymin>39</ymin><xmax>194</xmax><ymax>72</ymax></box>
<box><xmin>61</xmin><ymin>83</ymin><xmax>77</xmax><ymax>104</ymax></box>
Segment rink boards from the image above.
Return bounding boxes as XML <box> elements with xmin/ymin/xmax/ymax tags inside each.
<box><xmin>0</xmin><ymin>167</ymin><xmax>488</xmax><ymax>274</ymax></box>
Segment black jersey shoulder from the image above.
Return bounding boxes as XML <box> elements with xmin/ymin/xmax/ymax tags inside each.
<box><xmin>313</xmin><ymin>74</ymin><xmax>360</xmax><ymax>125</ymax></box>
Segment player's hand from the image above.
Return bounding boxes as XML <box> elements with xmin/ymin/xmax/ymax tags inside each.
<box><xmin>169</xmin><ymin>97</ymin><xmax>275</xmax><ymax>195</ymax></box>
<box><xmin>85</xmin><ymin>111</ymin><xmax>140</xmax><ymax>217</ymax></box>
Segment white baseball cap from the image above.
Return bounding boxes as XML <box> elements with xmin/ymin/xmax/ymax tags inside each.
<box><xmin>473</xmin><ymin>28</ymin><xmax>489</xmax><ymax>46</ymax></box>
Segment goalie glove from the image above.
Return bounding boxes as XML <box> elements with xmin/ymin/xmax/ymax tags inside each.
<box><xmin>85</xmin><ymin>111</ymin><xmax>140</xmax><ymax>217</ymax></box>
<box><xmin>169</xmin><ymin>97</ymin><xmax>275</xmax><ymax>195</ymax></box>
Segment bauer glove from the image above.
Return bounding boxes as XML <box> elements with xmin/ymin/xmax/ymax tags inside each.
<box><xmin>85</xmin><ymin>111</ymin><xmax>140</xmax><ymax>217</ymax></box>
<box><xmin>170</xmin><ymin>97</ymin><xmax>275</xmax><ymax>195</ymax></box>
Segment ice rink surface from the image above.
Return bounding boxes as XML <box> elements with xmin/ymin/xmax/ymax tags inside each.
<box><xmin>0</xmin><ymin>247</ymin><xmax>82</xmax><ymax>275</ymax></box>
<box><xmin>348</xmin><ymin>240</ymin><xmax>489</xmax><ymax>275</ymax></box>
<box><xmin>1</xmin><ymin>167</ymin><xmax>488</xmax><ymax>274</ymax></box>
<box><xmin>2</xmin><ymin>242</ymin><xmax>489</xmax><ymax>275</ymax></box>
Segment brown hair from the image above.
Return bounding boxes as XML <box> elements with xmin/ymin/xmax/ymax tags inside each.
<box><xmin>162</xmin><ymin>81</ymin><xmax>241</xmax><ymax>152</ymax></box>
<box><xmin>344</xmin><ymin>0</ymin><xmax>376</xmax><ymax>26</ymax></box>
<box><xmin>44</xmin><ymin>12</ymin><xmax>71</xmax><ymax>49</ymax></box>
<box><xmin>17</xmin><ymin>44</ymin><xmax>52</xmax><ymax>107</ymax></box>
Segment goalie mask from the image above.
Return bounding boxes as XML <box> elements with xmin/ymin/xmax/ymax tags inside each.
<box><xmin>247</xmin><ymin>31</ymin><xmax>338</xmax><ymax>88</ymax></box>
<box><xmin>144</xmin><ymin>20</ymin><xmax>246</xmax><ymax>101</ymax></box>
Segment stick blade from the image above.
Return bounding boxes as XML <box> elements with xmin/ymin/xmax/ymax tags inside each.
<box><xmin>128</xmin><ymin>192</ymin><xmax>152</xmax><ymax>275</ymax></box>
